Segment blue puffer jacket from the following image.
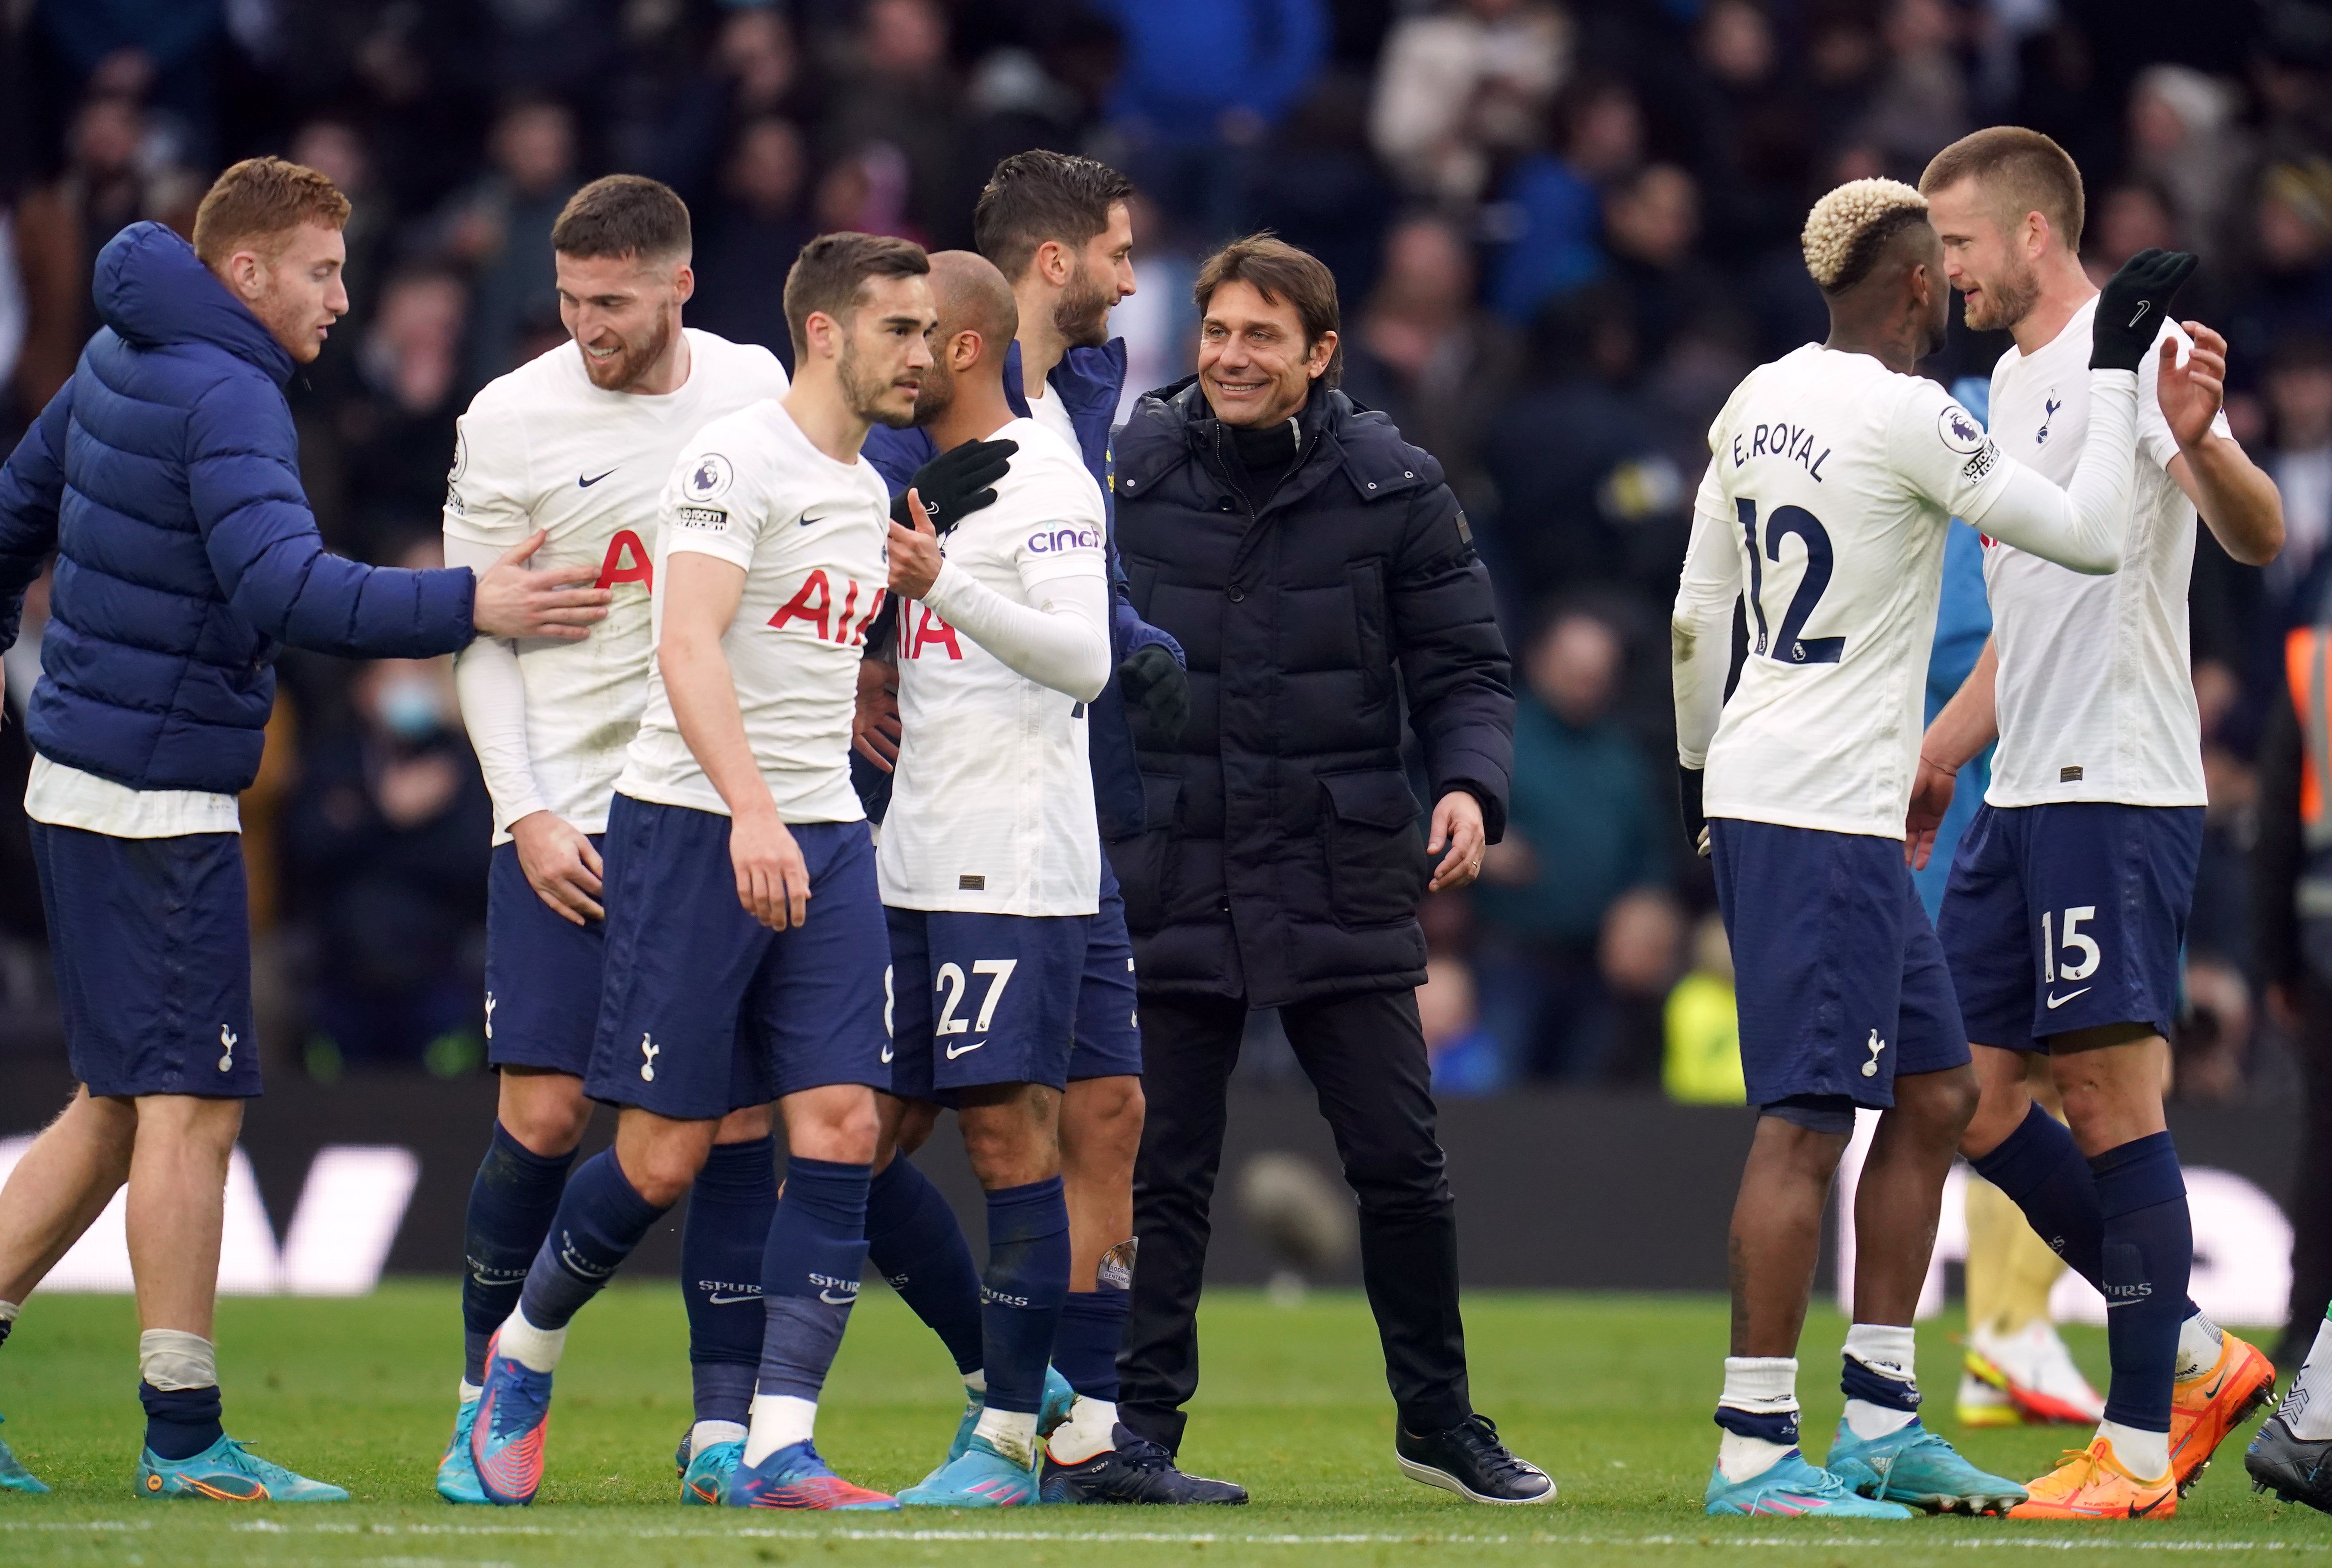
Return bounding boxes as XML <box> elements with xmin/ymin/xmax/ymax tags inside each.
<box><xmin>862</xmin><ymin>337</ymin><xmax>1183</xmax><ymax>841</ymax></box>
<box><xmin>0</xmin><ymin>222</ymin><xmax>476</xmax><ymax>795</ymax></box>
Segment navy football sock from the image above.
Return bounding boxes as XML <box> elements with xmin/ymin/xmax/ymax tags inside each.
<box><xmin>684</xmin><ymin>1137</ymin><xmax>776</xmax><ymax>1427</ymax></box>
<box><xmin>980</xmin><ymin>1177</ymin><xmax>1071</xmax><ymax>1416</ymax></box>
<box><xmin>2093</xmin><ymin>1132</ymin><xmax>2191</xmax><ymax>1434</ymax></box>
<box><xmin>460</xmin><ymin>1122</ymin><xmax>577</xmax><ymax>1384</ymax></box>
<box><xmin>1969</xmin><ymin>1100</ymin><xmax>2108</xmax><ymax>1293</ymax></box>
<box><xmin>756</xmin><ymin>1157</ymin><xmax>872</xmax><ymax>1402</ymax></box>
<box><xmin>140</xmin><ymin>1381</ymin><xmax>223</xmax><ymax>1462</ymax></box>
<box><xmin>865</xmin><ymin>1154</ymin><xmax>984</xmax><ymax>1375</ymax></box>
<box><xmin>1053</xmin><ymin>1287</ymin><xmax>1129</xmax><ymax>1402</ymax></box>
<box><xmin>516</xmin><ymin>1150</ymin><xmax>670</xmax><ymax>1333</ymax></box>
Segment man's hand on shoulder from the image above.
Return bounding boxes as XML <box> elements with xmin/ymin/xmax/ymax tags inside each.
<box><xmin>901</xmin><ymin>438</ymin><xmax>1016</xmax><ymax>536</ymax></box>
<box><xmin>510</xmin><ymin>810</ymin><xmax>604</xmax><ymax>925</ymax></box>
<box><xmin>1427</xmin><ymin>789</ymin><xmax>1486</xmax><ymax>893</ymax></box>
<box><xmin>472</xmin><ymin>530</ymin><xmax>612</xmax><ymax>640</ymax></box>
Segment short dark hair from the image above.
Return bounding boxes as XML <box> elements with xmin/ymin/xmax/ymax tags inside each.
<box><xmin>1919</xmin><ymin>126</ymin><xmax>2086</xmax><ymax>253</ymax></box>
<box><xmin>193</xmin><ymin>157</ymin><xmax>351</xmax><ymax>266</ymax></box>
<box><xmin>973</xmin><ymin>151</ymin><xmax>1135</xmax><ymax>283</ymax></box>
<box><xmin>1192</xmin><ymin>233</ymin><xmax>1343</xmax><ymax>387</ymax></box>
<box><xmin>551</xmin><ymin>175</ymin><xmax>691</xmax><ymax>262</ymax></box>
<box><xmin>782</xmin><ymin>231</ymin><xmax>930</xmax><ymax>362</ymax></box>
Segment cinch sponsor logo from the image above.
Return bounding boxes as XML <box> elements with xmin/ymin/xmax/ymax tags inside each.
<box><xmin>1027</xmin><ymin>526</ymin><xmax>1102</xmax><ymax>553</ymax></box>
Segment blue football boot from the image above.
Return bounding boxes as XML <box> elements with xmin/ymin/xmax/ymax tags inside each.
<box><xmin>899</xmin><ymin>1433</ymin><xmax>1040</xmax><ymax>1508</ymax></box>
<box><xmin>470</xmin><ymin>1334</ymin><xmax>553</xmax><ymax>1506</ymax></box>
<box><xmin>724</xmin><ymin>1440</ymin><xmax>897</xmax><ymax>1510</ymax></box>
<box><xmin>932</xmin><ymin>1368</ymin><xmax>1076</xmax><ymax>1481</ymax></box>
<box><xmin>1826</xmin><ymin>1417</ymin><xmax>2029</xmax><ymax>1514</ymax></box>
<box><xmin>683</xmin><ymin>1439</ymin><xmax>745</xmax><ymax>1505</ymax></box>
<box><xmin>137</xmin><ymin>1436</ymin><xmax>348</xmax><ymax>1502</ymax></box>
<box><xmin>435</xmin><ymin>1396</ymin><xmax>489</xmax><ymax>1504</ymax></box>
<box><xmin>1704</xmin><ymin>1448</ymin><xmax>1915</xmax><ymax>1518</ymax></box>
<box><xmin>0</xmin><ymin>1414</ymin><xmax>48</xmax><ymax>1494</ymax></box>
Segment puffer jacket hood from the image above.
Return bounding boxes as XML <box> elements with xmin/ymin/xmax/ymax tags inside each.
<box><xmin>0</xmin><ymin>223</ymin><xmax>477</xmax><ymax>797</ymax></box>
<box><xmin>94</xmin><ymin>221</ymin><xmax>295</xmax><ymax>383</ymax></box>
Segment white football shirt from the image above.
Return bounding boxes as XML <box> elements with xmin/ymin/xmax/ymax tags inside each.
<box><xmin>1677</xmin><ymin>346</ymin><xmax>2016</xmax><ymax>837</ymax></box>
<box><xmin>1025</xmin><ymin>380</ymin><xmax>1081</xmax><ymax>461</ymax></box>
<box><xmin>879</xmin><ymin>419</ymin><xmax>1108</xmax><ymax>915</ymax></box>
<box><xmin>442</xmin><ymin>329</ymin><xmax>789</xmax><ymax>840</ymax></box>
<box><xmin>1982</xmin><ymin>298</ymin><xmax>2230</xmax><ymax>809</ymax></box>
<box><xmin>614</xmin><ymin>399</ymin><xmax>890</xmax><ymax>822</ymax></box>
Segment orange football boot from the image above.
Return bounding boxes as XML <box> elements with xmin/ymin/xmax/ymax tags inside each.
<box><xmin>2169</xmin><ymin>1331</ymin><xmax>2276</xmax><ymax>1493</ymax></box>
<box><xmin>2008</xmin><ymin>1436</ymin><xmax>2176</xmax><ymax>1520</ymax></box>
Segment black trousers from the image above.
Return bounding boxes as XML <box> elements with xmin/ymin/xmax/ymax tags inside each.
<box><xmin>1118</xmin><ymin>987</ymin><xmax>1471</xmax><ymax>1452</ymax></box>
<box><xmin>2282</xmin><ymin>973</ymin><xmax>2332</xmax><ymax>1367</ymax></box>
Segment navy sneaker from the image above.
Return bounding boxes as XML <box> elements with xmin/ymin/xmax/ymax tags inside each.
<box><xmin>1039</xmin><ymin>1425</ymin><xmax>1249</xmax><ymax>1505</ymax></box>
<box><xmin>1395</xmin><ymin>1414</ymin><xmax>1554</xmax><ymax>1505</ymax></box>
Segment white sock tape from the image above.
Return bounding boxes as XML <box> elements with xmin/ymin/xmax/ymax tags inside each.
<box><xmin>139</xmin><ymin>1329</ymin><xmax>219</xmax><ymax>1392</ymax></box>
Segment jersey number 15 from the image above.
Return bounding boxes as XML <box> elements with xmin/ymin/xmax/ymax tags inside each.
<box><xmin>1737</xmin><ymin>498</ymin><xmax>1843</xmax><ymax>666</ymax></box>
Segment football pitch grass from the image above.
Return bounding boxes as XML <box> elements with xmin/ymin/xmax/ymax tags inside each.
<box><xmin>0</xmin><ymin>1284</ymin><xmax>2328</xmax><ymax>1566</ymax></box>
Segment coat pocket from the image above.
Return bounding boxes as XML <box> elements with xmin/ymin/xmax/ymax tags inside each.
<box><xmin>1113</xmin><ymin>771</ymin><xmax>1184</xmax><ymax>934</ymax></box>
<box><xmin>1318</xmin><ymin>768</ymin><xmax>1427</xmax><ymax>928</ymax></box>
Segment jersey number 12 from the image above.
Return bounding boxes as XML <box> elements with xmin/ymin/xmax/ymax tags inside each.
<box><xmin>1736</xmin><ymin>498</ymin><xmax>1844</xmax><ymax>665</ymax></box>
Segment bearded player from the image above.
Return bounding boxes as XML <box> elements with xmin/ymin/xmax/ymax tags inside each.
<box><xmin>434</xmin><ymin>175</ymin><xmax>792</xmax><ymax>1506</ymax></box>
<box><xmin>1910</xmin><ymin>127</ymin><xmax>2285</xmax><ymax>1518</ymax></box>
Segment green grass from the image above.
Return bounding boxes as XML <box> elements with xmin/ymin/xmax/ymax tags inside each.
<box><xmin>0</xmin><ymin>1283</ymin><xmax>2326</xmax><ymax>1565</ymax></box>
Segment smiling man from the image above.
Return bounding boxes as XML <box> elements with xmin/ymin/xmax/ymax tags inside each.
<box><xmin>466</xmin><ymin>232</ymin><xmax>929</xmax><ymax>1511</ymax></box>
<box><xmin>1105</xmin><ymin>235</ymin><xmax>1544</xmax><ymax>1503</ymax></box>
<box><xmin>431</xmin><ymin>175</ymin><xmax>796</xmax><ymax>1506</ymax></box>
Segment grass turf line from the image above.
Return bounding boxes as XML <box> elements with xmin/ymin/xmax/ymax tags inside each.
<box><xmin>0</xmin><ymin>1283</ymin><xmax>2323</xmax><ymax>1566</ymax></box>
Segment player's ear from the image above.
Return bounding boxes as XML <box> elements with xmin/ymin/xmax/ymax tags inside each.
<box><xmin>670</xmin><ymin>262</ymin><xmax>695</xmax><ymax>307</ymax></box>
<box><xmin>952</xmin><ymin>329</ymin><xmax>981</xmax><ymax>372</ymax></box>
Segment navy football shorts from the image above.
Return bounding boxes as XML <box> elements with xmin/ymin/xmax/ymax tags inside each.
<box><xmin>1070</xmin><ymin>858</ymin><xmax>1143</xmax><ymax>1081</ymax></box>
<box><xmin>1709</xmin><ymin>817</ymin><xmax>1969</xmax><ymax>1111</ymax></box>
<box><xmin>30</xmin><ymin>822</ymin><xmax>260</xmax><ymax>1099</ymax></box>
<box><xmin>884</xmin><ymin>906</ymin><xmax>1085</xmax><ymax>1102</ymax></box>
<box><xmin>1938</xmin><ymin>802</ymin><xmax>2202</xmax><ymax>1053</ymax></box>
<box><xmin>585</xmin><ymin>794</ymin><xmax>891</xmax><ymax>1120</ymax></box>
<box><xmin>483</xmin><ymin>834</ymin><xmax>606</xmax><ymax>1074</ymax></box>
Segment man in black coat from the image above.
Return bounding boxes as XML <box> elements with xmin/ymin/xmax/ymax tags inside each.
<box><xmin>1108</xmin><ymin>235</ymin><xmax>1547</xmax><ymax>1503</ymax></box>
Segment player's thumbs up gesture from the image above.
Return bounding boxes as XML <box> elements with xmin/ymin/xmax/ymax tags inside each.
<box><xmin>886</xmin><ymin>489</ymin><xmax>945</xmax><ymax>599</ymax></box>
<box><xmin>472</xmin><ymin>529</ymin><xmax>613</xmax><ymax>640</ymax></box>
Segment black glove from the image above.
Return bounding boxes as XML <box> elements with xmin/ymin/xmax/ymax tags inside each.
<box><xmin>894</xmin><ymin>437</ymin><xmax>1018</xmax><ymax>535</ymax></box>
<box><xmin>1118</xmin><ymin>642</ymin><xmax>1189</xmax><ymax>746</ymax></box>
<box><xmin>2091</xmin><ymin>248</ymin><xmax>2197</xmax><ymax>372</ymax></box>
<box><xmin>1679</xmin><ymin>765</ymin><xmax>1708</xmax><ymax>858</ymax></box>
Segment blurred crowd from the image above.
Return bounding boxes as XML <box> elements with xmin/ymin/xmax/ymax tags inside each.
<box><xmin>1</xmin><ymin>0</ymin><xmax>2330</xmax><ymax>1098</ymax></box>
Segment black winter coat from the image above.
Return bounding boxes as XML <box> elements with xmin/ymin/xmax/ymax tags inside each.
<box><xmin>1107</xmin><ymin>380</ymin><xmax>1514</xmax><ymax>1008</ymax></box>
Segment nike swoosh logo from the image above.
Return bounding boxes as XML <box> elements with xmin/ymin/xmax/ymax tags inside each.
<box><xmin>705</xmin><ymin>1292</ymin><xmax>760</xmax><ymax>1305</ymax></box>
<box><xmin>880</xmin><ymin>1043</ymin><xmax>894</xmax><ymax>1064</ymax></box>
<box><xmin>818</xmin><ymin>1288</ymin><xmax>858</xmax><ymax>1305</ymax></box>
<box><xmin>799</xmin><ymin>513</ymin><xmax>832</xmax><ymax>527</ymax></box>
<box><xmin>579</xmin><ymin>469</ymin><xmax>617</xmax><ymax>487</ymax></box>
<box><xmin>2197</xmin><ymin>1371</ymin><xmax>2230</xmax><ymax>1400</ymax></box>
<box><xmin>2045</xmin><ymin>987</ymin><xmax>2091</xmax><ymax>1009</ymax></box>
<box><xmin>945</xmin><ymin>1039</ymin><xmax>984</xmax><ymax>1060</ymax></box>
<box><xmin>2127</xmin><ymin>301</ymin><xmax>2153</xmax><ymax>329</ymax></box>
<box><xmin>2130</xmin><ymin>1491</ymin><xmax>2172</xmax><ymax>1517</ymax></box>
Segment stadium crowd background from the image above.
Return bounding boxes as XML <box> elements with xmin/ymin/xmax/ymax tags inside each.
<box><xmin>0</xmin><ymin>0</ymin><xmax>2328</xmax><ymax>1106</ymax></box>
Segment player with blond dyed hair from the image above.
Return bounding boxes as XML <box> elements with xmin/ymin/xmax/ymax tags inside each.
<box><xmin>1673</xmin><ymin>175</ymin><xmax>2201</xmax><ymax>1517</ymax></box>
<box><xmin>1911</xmin><ymin>126</ymin><xmax>2286</xmax><ymax>1519</ymax></box>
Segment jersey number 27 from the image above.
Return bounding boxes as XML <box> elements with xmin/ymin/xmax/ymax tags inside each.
<box><xmin>1737</xmin><ymin>498</ymin><xmax>1843</xmax><ymax>665</ymax></box>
